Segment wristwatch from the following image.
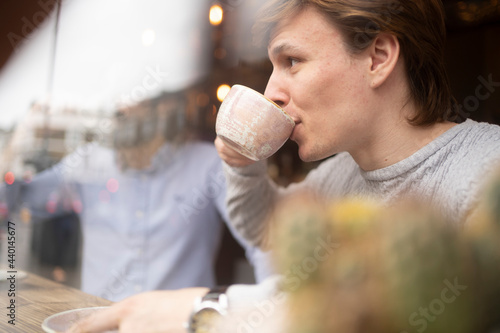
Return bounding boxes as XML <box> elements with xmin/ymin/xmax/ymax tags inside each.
<box><xmin>186</xmin><ymin>286</ymin><xmax>229</xmax><ymax>333</ymax></box>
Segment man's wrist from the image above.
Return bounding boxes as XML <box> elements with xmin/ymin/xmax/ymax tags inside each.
<box><xmin>185</xmin><ymin>286</ymin><xmax>229</xmax><ymax>333</ymax></box>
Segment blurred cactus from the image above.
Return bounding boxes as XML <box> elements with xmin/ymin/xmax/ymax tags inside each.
<box><xmin>378</xmin><ymin>203</ymin><xmax>476</xmax><ymax>333</ymax></box>
<box><xmin>271</xmin><ymin>193</ymin><xmax>330</xmax><ymax>283</ymax></box>
<box><xmin>270</xmin><ymin>183</ymin><xmax>500</xmax><ymax>333</ymax></box>
<box><xmin>462</xmin><ymin>171</ymin><xmax>500</xmax><ymax>330</ymax></box>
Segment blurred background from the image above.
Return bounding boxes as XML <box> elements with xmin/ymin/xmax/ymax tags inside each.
<box><xmin>0</xmin><ymin>0</ymin><xmax>498</xmax><ymax>289</ymax></box>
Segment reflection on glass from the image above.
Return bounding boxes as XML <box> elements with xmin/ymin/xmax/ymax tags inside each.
<box><xmin>209</xmin><ymin>5</ymin><xmax>224</xmax><ymax>26</ymax></box>
<box><xmin>216</xmin><ymin>84</ymin><xmax>231</xmax><ymax>102</ymax></box>
<box><xmin>141</xmin><ymin>29</ymin><xmax>156</xmax><ymax>47</ymax></box>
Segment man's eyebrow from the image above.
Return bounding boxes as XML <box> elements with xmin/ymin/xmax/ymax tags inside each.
<box><xmin>269</xmin><ymin>42</ymin><xmax>302</xmax><ymax>58</ymax></box>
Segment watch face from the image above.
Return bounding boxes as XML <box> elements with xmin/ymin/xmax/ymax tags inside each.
<box><xmin>190</xmin><ymin>308</ymin><xmax>222</xmax><ymax>333</ymax></box>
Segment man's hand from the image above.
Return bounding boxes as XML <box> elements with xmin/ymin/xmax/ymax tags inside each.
<box><xmin>214</xmin><ymin>137</ymin><xmax>256</xmax><ymax>168</ymax></box>
<box><xmin>67</xmin><ymin>288</ymin><xmax>208</xmax><ymax>333</ymax></box>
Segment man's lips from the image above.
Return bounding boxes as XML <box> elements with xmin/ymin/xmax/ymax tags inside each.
<box><xmin>289</xmin><ymin>121</ymin><xmax>301</xmax><ymax>142</ymax></box>
<box><xmin>284</xmin><ymin>108</ymin><xmax>300</xmax><ymax>141</ymax></box>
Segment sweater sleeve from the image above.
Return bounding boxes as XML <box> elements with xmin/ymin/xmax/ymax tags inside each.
<box><xmin>223</xmin><ymin>160</ymin><xmax>279</xmax><ymax>247</ymax></box>
<box><xmin>222</xmin><ymin>156</ymin><xmax>342</xmax><ymax>247</ymax></box>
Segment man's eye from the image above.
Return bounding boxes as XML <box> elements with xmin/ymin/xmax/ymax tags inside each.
<box><xmin>288</xmin><ymin>57</ymin><xmax>299</xmax><ymax>67</ymax></box>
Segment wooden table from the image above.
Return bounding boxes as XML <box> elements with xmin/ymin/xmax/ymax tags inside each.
<box><xmin>0</xmin><ymin>271</ymin><xmax>112</xmax><ymax>332</ymax></box>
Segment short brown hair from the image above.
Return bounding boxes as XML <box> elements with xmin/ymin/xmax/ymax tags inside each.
<box><xmin>254</xmin><ymin>0</ymin><xmax>458</xmax><ymax>125</ymax></box>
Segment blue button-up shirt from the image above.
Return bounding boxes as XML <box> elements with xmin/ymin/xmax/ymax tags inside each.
<box><xmin>7</xmin><ymin>141</ymin><xmax>261</xmax><ymax>301</ymax></box>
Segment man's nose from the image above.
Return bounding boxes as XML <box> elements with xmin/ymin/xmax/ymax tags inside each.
<box><xmin>264</xmin><ymin>72</ymin><xmax>288</xmax><ymax>108</ymax></box>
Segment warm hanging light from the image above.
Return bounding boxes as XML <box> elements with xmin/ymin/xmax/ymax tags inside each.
<box><xmin>209</xmin><ymin>5</ymin><xmax>224</xmax><ymax>26</ymax></box>
<box><xmin>216</xmin><ymin>84</ymin><xmax>231</xmax><ymax>102</ymax></box>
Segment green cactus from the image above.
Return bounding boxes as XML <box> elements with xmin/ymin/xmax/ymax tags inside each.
<box><xmin>269</xmin><ymin>178</ymin><xmax>500</xmax><ymax>333</ymax></box>
<box><xmin>463</xmin><ymin>173</ymin><xmax>500</xmax><ymax>329</ymax></box>
<box><xmin>272</xmin><ymin>193</ymin><xmax>330</xmax><ymax>287</ymax></box>
<box><xmin>378</xmin><ymin>205</ymin><xmax>476</xmax><ymax>333</ymax></box>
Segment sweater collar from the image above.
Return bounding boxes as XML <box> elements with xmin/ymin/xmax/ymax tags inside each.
<box><xmin>359</xmin><ymin>119</ymin><xmax>475</xmax><ymax>182</ymax></box>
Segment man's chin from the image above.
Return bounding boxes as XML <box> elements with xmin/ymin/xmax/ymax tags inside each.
<box><xmin>298</xmin><ymin>145</ymin><xmax>334</xmax><ymax>162</ymax></box>
<box><xmin>298</xmin><ymin>147</ymin><xmax>319</xmax><ymax>162</ymax></box>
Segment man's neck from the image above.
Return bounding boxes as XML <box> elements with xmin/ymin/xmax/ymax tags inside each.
<box><xmin>351</xmin><ymin>116</ymin><xmax>456</xmax><ymax>172</ymax></box>
<box><xmin>348</xmin><ymin>63</ymin><xmax>457</xmax><ymax>171</ymax></box>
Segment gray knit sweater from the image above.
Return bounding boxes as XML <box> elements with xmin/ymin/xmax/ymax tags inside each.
<box><xmin>223</xmin><ymin>119</ymin><xmax>500</xmax><ymax>247</ymax></box>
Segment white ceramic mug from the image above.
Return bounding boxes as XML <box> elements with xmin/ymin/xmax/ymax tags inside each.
<box><xmin>216</xmin><ymin>85</ymin><xmax>295</xmax><ymax>161</ymax></box>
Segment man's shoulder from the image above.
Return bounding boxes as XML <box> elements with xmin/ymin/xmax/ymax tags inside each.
<box><xmin>457</xmin><ymin>119</ymin><xmax>500</xmax><ymax>148</ymax></box>
<box><xmin>435</xmin><ymin>121</ymin><xmax>500</xmax><ymax>216</ymax></box>
<box><xmin>452</xmin><ymin>120</ymin><xmax>500</xmax><ymax>165</ymax></box>
<box><xmin>432</xmin><ymin>120</ymin><xmax>500</xmax><ymax>171</ymax></box>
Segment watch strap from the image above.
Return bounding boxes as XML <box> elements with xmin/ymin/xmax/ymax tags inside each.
<box><xmin>185</xmin><ymin>286</ymin><xmax>230</xmax><ymax>332</ymax></box>
<box><xmin>202</xmin><ymin>285</ymin><xmax>229</xmax><ymax>302</ymax></box>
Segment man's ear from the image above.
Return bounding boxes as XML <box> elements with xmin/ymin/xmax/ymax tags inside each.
<box><xmin>368</xmin><ymin>33</ymin><xmax>400</xmax><ymax>88</ymax></box>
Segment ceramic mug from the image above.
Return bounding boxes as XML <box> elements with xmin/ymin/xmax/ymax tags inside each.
<box><xmin>216</xmin><ymin>84</ymin><xmax>295</xmax><ymax>161</ymax></box>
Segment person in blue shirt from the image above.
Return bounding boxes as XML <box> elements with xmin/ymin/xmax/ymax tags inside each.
<box><xmin>1</xmin><ymin>91</ymin><xmax>266</xmax><ymax>302</ymax></box>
